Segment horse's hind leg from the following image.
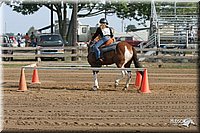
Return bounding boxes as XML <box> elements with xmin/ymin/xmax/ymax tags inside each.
<box><xmin>123</xmin><ymin>71</ymin><xmax>132</xmax><ymax>91</ymax></box>
<box><xmin>115</xmin><ymin>70</ymin><xmax>126</xmax><ymax>88</ymax></box>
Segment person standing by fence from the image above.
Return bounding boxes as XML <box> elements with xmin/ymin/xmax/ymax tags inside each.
<box><xmin>23</xmin><ymin>33</ymin><xmax>30</xmax><ymax>47</ymax></box>
<box><xmin>16</xmin><ymin>33</ymin><xmax>22</xmax><ymax>47</ymax></box>
<box><xmin>30</xmin><ymin>32</ymin><xmax>36</xmax><ymax>47</ymax></box>
<box><xmin>188</xmin><ymin>26</ymin><xmax>195</xmax><ymax>43</ymax></box>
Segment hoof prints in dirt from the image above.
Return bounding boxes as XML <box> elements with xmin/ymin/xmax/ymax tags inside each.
<box><xmin>3</xmin><ymin>91</ymin><xmax>198</xmax><ymax>130</ymax></box>
<box><xmin>3</xmin><ymin>64</ymin><xmax>198</xmax><ymax>131</ymax></box>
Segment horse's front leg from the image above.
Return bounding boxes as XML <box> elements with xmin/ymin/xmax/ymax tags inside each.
<box><xmin>93</xmin><ymin>70</ymin><xmax>99</xmax><ymax>91</ymax></box>
<box><xmin>123</xmin><ymin>71</ymin><xmax>132</xmax><ymax>91</ymax></box>
<box><xmin>115</xmin><ymin>70</ymin><xmax>126</xmax><ymax>88</ymax></box>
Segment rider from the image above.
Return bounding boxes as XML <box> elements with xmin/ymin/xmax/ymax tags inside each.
<box><xmin>90</xmin><ymin>18</ymin><xmax>114</xmax><ymax>64</ymax></box>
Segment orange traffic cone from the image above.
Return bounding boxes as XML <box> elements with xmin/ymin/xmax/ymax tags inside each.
<box><xmin>18</xmin><ymin>68</ymin><xmax>27</xmax><ymax>91</ymax></box>
<box><xmin>134</xmin><ymin>71</ymin><xmax>142</xmax><ymax>88</ymax></box>
<box><xmin>32</xmin><ymin>68</ymin><xmax>40</xmax><ymax>84</ymax></box>
<box><xmin>140</xmin><ymin>69</ymin><xmax>151</xmax><ymax>93</ymax></box>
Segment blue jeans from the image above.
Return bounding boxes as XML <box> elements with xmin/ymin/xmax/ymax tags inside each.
<box><xmin>93</xmin><ymin>36</ymin><xmax>109</xmax><ymax>60</ymax></box>
<box><xmin>31</xmin><ymin>41</ymin><xmax>36</xmax><ymax>47</ymax></box>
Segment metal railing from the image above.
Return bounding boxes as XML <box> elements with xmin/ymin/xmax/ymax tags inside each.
<box><xmin>151</xmin><ymin>1</ymin><xmax>198</xmax><ymax>50</ymax></box>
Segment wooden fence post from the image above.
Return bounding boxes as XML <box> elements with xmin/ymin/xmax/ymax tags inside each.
<box><xmin>37</xmin><ymin>46</ymin><xmax>41</xmax><ymax>62</ymax></box>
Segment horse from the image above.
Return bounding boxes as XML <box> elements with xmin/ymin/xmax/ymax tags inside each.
<box><xmin>87</xmin><ymin>40</ymin><xmax>143</xmax><ymax>91</ymax></box>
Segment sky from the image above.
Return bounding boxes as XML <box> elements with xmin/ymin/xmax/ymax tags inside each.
<box><xmin>1</xmin><ymin>2</ymin><xmax>145</xmax><ymax>35</ymax></box>
<box><xmin>0</xmin><ymin>3</ymin><xmax>3</xmax><ymax>35</ymax></box>
<box><xmin>2</xmin><ymin>0</ymin><xmax>198</xmax><ymax>35</ymax></box>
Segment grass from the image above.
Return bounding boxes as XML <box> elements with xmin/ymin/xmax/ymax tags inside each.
<box><xmin>2</xmin><ymin>63</ymin><xmax>32</xmax><ymax>68</ymax></box>
<box><xmin>166</xmin><ymin>65</ymin><xmax>197</xmax><ymax>69</ymax></box>
<box><xmin>161</xmin><ymin>63</ymin><xmax>197</xmax><ymax>69</ymax></box>
<box><xmin>2</xmin><ymin>64</ymin><xmax>28</xmax><ymax>68</ymax></box>
<box><xmin>142</xmin><ymin>62</ymin><xmax>197</xmax><ymax>69</ymax></box>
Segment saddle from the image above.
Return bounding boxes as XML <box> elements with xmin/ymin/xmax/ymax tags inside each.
<box><xmin>89</xmin><ymin>41</ymin><xmax>119</xmax><ymax>62</ymax></box>
<box><xmin>100</xmin><ymin>42</ymin><xmax>118</xmax><ymax>54</ymax></box>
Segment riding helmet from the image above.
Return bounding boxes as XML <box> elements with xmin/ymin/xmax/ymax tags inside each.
<box><xmin>99</xmin><ymin>18</ymin><xmax>108</xmax><ymax>25</ymax></box>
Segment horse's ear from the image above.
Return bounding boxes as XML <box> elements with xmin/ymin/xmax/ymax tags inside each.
<box><xmin>87</xmin><ymin>41</ymin><xmax>91</xmax><ymax>47</ymax></box>
<box><xmin>88</xmin><ymin>41</ymin><xmax>94</xmax><ymax>46</ymax></box>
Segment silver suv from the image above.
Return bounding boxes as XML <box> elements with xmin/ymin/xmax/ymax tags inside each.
<box><xmin>36</xmin><ymin>33</ymin><xmax>66</xmax><ymax>61</ymax></box>
<box><xmin>0</xmin><ymin>35</ymin><xmax>13</xmax><ymax>61</ymax></box>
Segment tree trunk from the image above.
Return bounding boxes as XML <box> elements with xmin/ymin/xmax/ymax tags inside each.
<box><xmin>70</xmin><ymin>2</ymin><xmax>78</xmax><ymax>61</ymax></box>
<box><xmin>57</xmin><ymin>8</ymin><xmax>63</xmax><ymax>35</ymax></box>
<box><xmin>62</xmin><ymin>3</ymin><xmax>67</xmax><ymax>41</ymax></box>
<box><xmin>56</xmin><ymin>4</ymin><xmax>67</xmax><ymax>41</ymax></box>
<box><xmin>67</xmin><ymin>12</ymin><xmax>73</xmax><ymax>43</ymax></box>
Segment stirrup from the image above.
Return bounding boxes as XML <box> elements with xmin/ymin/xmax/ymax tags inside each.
<box><xmin>97</xmin><ymin>58</ymin><xmax>103</xmax><ymax>62</ymax></box>
<box><xmin>96</xmin><ymin>58</ymin><xmax>103</xmax><ymax>65</ymax></box>
<box><xmin>98</xmin><ymin>58</ymin><xmax>103</xmax><ymax>62</ymax></box>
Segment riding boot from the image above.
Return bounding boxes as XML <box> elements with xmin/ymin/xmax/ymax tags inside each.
<box><xmin>100</xmin><ymin>53</ymin><xmax>105</xmax><ymax>61</ymax></box>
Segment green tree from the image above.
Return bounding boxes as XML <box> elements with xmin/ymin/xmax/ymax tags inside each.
<box><xmin>113</xmin><ymin>2</ymin><xmax>151</xmax><ymax>27</ymax></box>
<box><xmin>4</xmin><ymin>1</ymin><xmax>152</xmax><ymax>40</ymax></box>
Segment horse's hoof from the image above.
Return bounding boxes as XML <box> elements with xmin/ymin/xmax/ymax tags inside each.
<box><xmin>115</xmin><ymin>81</ymin><xmax>119</xmax><ymax>88</ymax></box>
<box><xmin>122</xmin><ymin>87</ymin><xmax>128</xmax><ymax>91</ymax></box>
<box><xmin>114</xmin><ymin>84</ymin><xmax>117</xmax><ymax>88</ymax></box>
<box><xmin>92</xmin><ymin>86</ymin><xmax>98</xmax><ymax>91</ymax></box>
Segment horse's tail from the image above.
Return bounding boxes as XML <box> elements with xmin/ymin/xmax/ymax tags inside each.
<box><xmin>132</xmin><ymin>46</ymin><xmax>142</xmax><ymax>68</ymax></box>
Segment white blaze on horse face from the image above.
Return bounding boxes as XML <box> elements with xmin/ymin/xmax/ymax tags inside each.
<box><xmin>122</xmin><ymin>46</ymin><xmax>133</xmax><ymax>68</ymax></box>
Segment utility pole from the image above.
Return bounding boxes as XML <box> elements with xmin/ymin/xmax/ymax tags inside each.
<box><xmin>104</xmin><ymin>1</ymin><xmax>107</xmax><ymax>19</ymax></box>
<box><xmin>4</xmin><ymin>22</ymin><xmax>6</xmax><ymax>33</ymax></box>
<box><xmin>121</xmin><ymin>19</ymin><xmax>124</xmax><ymax>32</ymax></box>
<box><xmin>50</xmin><ymin>4</ymin><xmax>53</xmax><ymax>33</ymax></box>
<box><xmin>102</xmin><ymin>0</ymin><xmax>106</xmax><ymax>19</ymax></box>
<box><xmin>104</xmin><ymin>4</ymin><xmax>107</xmax><ymax>19</ymax></box>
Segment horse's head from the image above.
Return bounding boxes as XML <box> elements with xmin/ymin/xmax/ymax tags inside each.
<box><xmin>87</xmin><ymin>41</ymin><xmax>102</xmax><ymax>67</ymax></box>
<box><xmin>87</xmin><ymin>41</ymin><xmax>93</xmax><ymax>53</ymax></box>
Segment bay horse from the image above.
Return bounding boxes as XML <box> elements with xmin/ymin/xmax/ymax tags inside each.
<box><xmin>87</xmin><ymin>41</ymin><xmax>143</xmax><ymax>91</ymax></box>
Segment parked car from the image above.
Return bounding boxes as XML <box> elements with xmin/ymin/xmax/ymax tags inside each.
<box><xmin>36</xmin><ymin>33</ymin><xmax>66</xmax><ymax>61</ymax></box>
<box><xmin>0</xmin><ymin>35</ymin><xmax>13</xmax><ymax>61</ymax></box>
<box><xmin>77</xmin><ymin>42</ymin><xmax>88</xmax><ymax>48</ymax></box>
<box><xmin>116</xmin><ymin>36</ymin><xmax>146</xmax><ymax>47</ymax></box>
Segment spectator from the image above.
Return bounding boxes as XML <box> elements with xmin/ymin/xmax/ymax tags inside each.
<box><xmin>23</xmin><ymin>33</ymin><xmax>30</xmax><ymax>47</ymax></box>
<box><xmin>188</xmin><ymin>26</ymin><xmax>195</xmax><ymax>43</ymax></box>
<box><xmin>30</xmin><ymin>32</ymin><xmax>36</xmax><ymax>47</ymax></box>
<box><xmin>16</xmin><ymin>33</ymin><xmax>22</xmax><ymax>47</ymax></box>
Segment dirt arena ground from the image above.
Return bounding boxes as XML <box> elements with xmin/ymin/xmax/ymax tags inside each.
<box><xmin>1</xmin><ymin>61</ymin><xmax>199</xmax><ymax>132</ymax></box>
